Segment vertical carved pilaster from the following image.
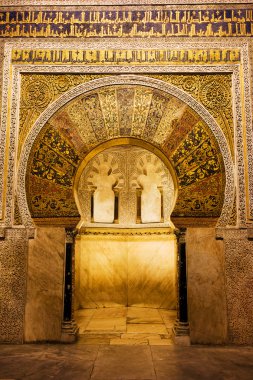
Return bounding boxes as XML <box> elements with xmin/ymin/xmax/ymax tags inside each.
<box><xmin>61</xmin><ymin>228</ymin><xmax>79</xmax><ymax>343</ymax></box>
<box><xmin>172</xmin><ymin>228</ymin><xmax>190</xmax><ymax>345</ymax></box>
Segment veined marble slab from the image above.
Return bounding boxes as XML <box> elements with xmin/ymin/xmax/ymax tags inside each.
<box><xmin>187</xmin><ymin>228</ymin><xmax>227</xmax><ymax>344</ymax></box>
<box><xmin>78</xmin><ymin>234</ymin><xmax>128</xmax><ymax>308</ymax></box>
<box><xmin>24</xmin><ymin>227</ymin><xmax>65</xmax><ymax>342</ymax></box>
<box><xmin>76</xmin><ymin>232</ymin><xmax>176</xmax><ymax>309</ymax></box>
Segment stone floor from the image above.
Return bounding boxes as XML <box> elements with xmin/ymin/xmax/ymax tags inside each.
<box><xmin>1</xmin><ymin>343</ymin><xmax>253</xmax><ymax>379</ymax></box>
<box><xmin>75</xmin><ymin>307</ymin><xmax>176</xmax><ymax>345</ymax></box>
<box><xmin>1</xmin><ymin>308</ymin><xmax>253</xmax><ymax>379</ymax></box>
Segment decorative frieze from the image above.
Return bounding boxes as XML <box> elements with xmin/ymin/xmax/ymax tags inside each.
<box><xmin>0</xmin><ymin>9</ymin><xmax>253</xmax><ymax>38</ymax></box>
<box><xmin>11</xmin><ymin>48</ymin><xmax>241</xmax><ymax>65</ymax></box>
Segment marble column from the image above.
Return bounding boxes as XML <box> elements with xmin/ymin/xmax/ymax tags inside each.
<box><xmin>61</xmin><ymin>228</ymin><xmax>79</xmax><ymax>343</ymax></box>
<box><xmin>172</xmin><ymin>228</ymin><xmax>190</xmax><ymax>345</ymax></box>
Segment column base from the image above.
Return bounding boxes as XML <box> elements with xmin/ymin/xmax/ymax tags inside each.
<box><xmin>61</xmin><ymin>320</ymin><xmax>79</xmax><ymax>343</ymax></box>
<box><xmin>172</xmin><ymin>319</ymin><xmax>190</xmax><ymax>346</ymax></box>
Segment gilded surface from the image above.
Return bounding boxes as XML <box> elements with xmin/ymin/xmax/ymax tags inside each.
<box><xmin>12</xmin><ymin>48</ymin><xmax>241</xmax><ymax>65</ymax></box>
<box><xmin>149</xmin><ymin>74</ymin><xmax>233</xmax><ymax>153</ymax></box>
<box><xmin>1</xmin><ymin>10</ymin><xmax>253</xmax><ymax>38</ymax></box>
<box><xmin>26</xmin><ymin>84</ymin><xmax>225</xmax><ymax>219</ymax></box>
<box><xmin>31</xmin><ymin>126</ymin><xmax>79</xmax><ymax>186</ymax></box>
<box><xmin>19</xmin><ymin>73</ymin><xmax>233</xmax><ymax>155</ymax></box>
<box><xmin>19</xmin><ymin>74</ymin><xmax>105</xmax><ymax>155</ymax></box>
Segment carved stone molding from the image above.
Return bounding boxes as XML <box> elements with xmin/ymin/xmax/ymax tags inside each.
<box><xmin>77</xmin><ymin>226</ymin><xmax>175</xmax><ymax>236</ymax></box>
<box><xmin>223</xmin><ymin>233</ymin><xmax>253</xmax><ymax>344</ymax></box>
<box><xmin>0</xmin><ymin>228</ymin><xmax>29</xmax><ymax>343</ymax></box>
<box><xmin>216</xmin><ymin>227</ymin><xmax>248</xmax><ymax>240</ymax></box>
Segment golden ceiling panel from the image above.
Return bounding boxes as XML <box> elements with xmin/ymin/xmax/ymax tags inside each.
<box><xmin>26</xmin><ymin>83</ymin><xmax>225</xmax><ymax>219</ymax></box>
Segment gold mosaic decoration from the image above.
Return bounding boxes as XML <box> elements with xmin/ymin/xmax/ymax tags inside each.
<box><xmin>12</xmin><ymin>48</ymin><xmax>241</xmax><ymax>65</ymax></box>
<box><xmin>26</xmin><ymin>84</ymin><xmax>225</xmax><ymax>219</ymax></box>
<box><xmin>19</xmin><ymin>73</ymin><xmax>233</xmax><ymax>156</ymax></box>
<box><xmin>19</xmin><ymin>74</ymin><xmax>106</xmax><ymax>156</ymax></box>
<box><xmin>147</xmin><ymin>74</ymin><xmax>233</xmax><ymax>154</ymax></box>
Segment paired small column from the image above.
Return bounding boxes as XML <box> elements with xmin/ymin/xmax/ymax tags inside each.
<box><xmin>61</xmin><ymin>228</ymin><xmax>79</xmax><ymax>343</ymax></box>
<box><xmin>172</xmin><ymin>228</ymin><xmax>190</xmax><ymax>345</ymax></box>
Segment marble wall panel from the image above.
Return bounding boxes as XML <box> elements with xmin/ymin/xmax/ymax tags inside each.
<box><xmin>76</xmin><ymin>232</ymin><xmax>176</xmax><ymax>309</ymax></box>
<box><xmin>0</xmin><ymin>228</ymin><xmax>28</xmax><ymax>343</ymax></box>
<box><xmin>78</xmin><ymin>234</ymin><xmax>128</xmax><ymax>308</ymax></box>
<box><xmin>186</xmin><ymin>228</ymin><xmax>227</xmax><ymax>344</ymax></box>
<box><xmin>24</xmin><ymin>227</ymin><xmax>65</xmax><ymax>342</ymax></box>
<box><xmin>127</xmin><ymin>234</ymin><xmax>177</xmax><ymax>309</ymax></box>
<box><xmin>223</xmin><ymin>230</ymin><xmax>253</xmax><ymax>344</ymax></box>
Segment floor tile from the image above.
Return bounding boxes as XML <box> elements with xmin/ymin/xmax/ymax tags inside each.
<box><xmin>93</xmin><ymin>307</ymin><xmax>127</xmax><ymax>319</ymax></box>
<box><xmin>127</xmin><ymin>307</ymin><xmax>163</xmax><ymax>324</ymax></box>
<box><xmin>159</xmin><ymin>309</ymin><xmax>177</xmax><ymax>319</ymax></box>
<box><xmin>75</xmin><ymin>308</ymin><xmax>96</xmax><ymax>317</ymax></box>
<box><xmin>86</xmin><ymin>317</ymin><xmax>126</xmax><ymax>332</ymax></box>
<box><xmin>76</xmin><ymin>317</ymin><xmax>93</xmax><ymax>333</ymax></box>
<box><xmin>77</xmin><ymin>336</ymin><xmax>111</xmax><ymax>345</ymax></box>
<box><xmin>148</xmin><ymin>337</ymin><xmax>173</xmax><ymax>346</ymax></box>
<box><xmin>1</xmin><ymin>344</ymin><xmax>253</xmax><ymax>380</ymax></box>
<box><xmin>75</xmin><ymin>306</ymin><xmax>175</xmax><ymax>346</ymax></box>
<box><xmin>110</xmin><ymin>337</ymin><xmax>149</xmax><ymax>345</ymax></box>
<box><xmin>120</xmin><ymin>333</ymin><xmax>161</xmax><ymax>340</ymax></box>
<box><xmin>127</xmin><ymin>323</ymin><xmax>168</xmax><ymax>334</ymax></box>
<box><xmin>91</xmin><ymin>345</ymin><xmax>156</xmax><ymax>379</ymax></box>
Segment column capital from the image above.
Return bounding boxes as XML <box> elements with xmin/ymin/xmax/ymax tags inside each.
<box><xmin>175</xmin><ymin>227</ymin><xmax>186</xmax><ymax>243</ymax></box>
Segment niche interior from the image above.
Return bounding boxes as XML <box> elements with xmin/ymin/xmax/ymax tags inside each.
<box><xmin>74</xmin><ymin>144</ymin><xmax>178</xmax><ymax>310</ymax></box>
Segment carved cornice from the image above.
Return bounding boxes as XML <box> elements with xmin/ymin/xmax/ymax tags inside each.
<box><xmin>33</xmin><ymin>217</ymin><xmax>80</xmax><ymax>228</ymax></box>
<box><xmin>216</xmin><ymin>227</ymin><xmax>249</xmax><ymax>240</ymax></box>
<box><xmin>172</xmin><ymin>217</ymin><xmax>218</xmax><ymax>228</ymax></box>
<box><xmin>77</xmin><ymin>226</ymin><xmax>175</xmax><ymax>236</ymax></box>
